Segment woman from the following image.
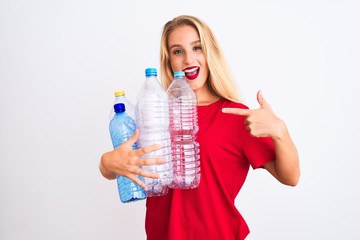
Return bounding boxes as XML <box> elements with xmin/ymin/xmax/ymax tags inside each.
<box><xmin>100</xmin><ymin>15</ymin><xmax>300</xmax><ymax>240</ymax></box>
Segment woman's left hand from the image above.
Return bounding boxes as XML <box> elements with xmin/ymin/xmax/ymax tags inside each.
<box><xmin>222</xmin><ymin>90</ymin><xmax>286</xmax><ymax>139</ymax></box>
<box><xmin>223</xmin><ymin>90</ymin><xmax>300</xmax><ymax>186</ymax></box>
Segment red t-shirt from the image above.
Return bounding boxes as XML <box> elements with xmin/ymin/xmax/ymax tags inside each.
<box><xmin>145</xmin><ymin>98</ymin><xmax>275</xmax><ymax>240</ymax></box>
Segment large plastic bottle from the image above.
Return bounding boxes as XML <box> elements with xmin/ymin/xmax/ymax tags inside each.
<box><xmin>167</xmin><ymin>71</ymin><xmax>200</xmax><ymax>189</ymax></box>
<box><xmin>135</xmin><ymin>68</ymin><xmax>173</xmax><ymax>197</ymax></box>
<box><xmin>109</xmin><ymin>103</ymin><xmax>147</xmax><ymax>203</ymax></box>
<box><xmin>109</xmin><ymin>90</ymin><xmax>135</xmax><ymax>121</ymax></box>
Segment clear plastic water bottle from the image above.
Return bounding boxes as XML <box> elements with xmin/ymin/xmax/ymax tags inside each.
<box><xmin>109</xmin><ymin>103</ymin><xmax>146</xmax><ymax>203</ymax></box>
<box><xmin>167</xmin><ymin>71</ymin><xmax>200</xmax><ymax>189</ymax></box>
<box><xmin>109</xmin><ymin>90</ymin><xmax>135</xmax><ymax>121</ymax></box>
<box><xmin>135</xmin><ymin>68</ymin><xmax>173</xmax><ymax>197</ymax></box>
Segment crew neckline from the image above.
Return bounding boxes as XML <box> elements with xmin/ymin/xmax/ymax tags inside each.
<box><xmin>197</xmin><ymin>97</ymin><xmax>223</xmax><ymax>109</ymax></box>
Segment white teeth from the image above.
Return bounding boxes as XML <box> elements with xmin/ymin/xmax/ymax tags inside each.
<box><xmin>184</xmin><ymin>67</ymin><xmax>198</xmax><ymax>73</ymax></box>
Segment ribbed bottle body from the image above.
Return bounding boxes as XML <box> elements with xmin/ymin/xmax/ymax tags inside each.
<box><xmin>167</xmin><ymin>71</ymin><xmax>200</xmax><ymax>189</ymax></box>
<box><xmin>135</xmin><ymin>68</ymin><xmax>173</xmax><ymax>197</ymax></box>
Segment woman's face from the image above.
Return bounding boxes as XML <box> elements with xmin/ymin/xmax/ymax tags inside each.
<box><xmin>167</xmin><ymin>25</ymin><xmax>209</xmax><ymax>93</ymax></box>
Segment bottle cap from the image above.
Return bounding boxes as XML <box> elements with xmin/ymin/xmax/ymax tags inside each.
<box><xmin>174</xmin><ymin>71</ymin><xmax>185</xmax><ymax>77</ymax></box>
<box><xmin>145</xmin><ymin>68</ymin><xmax>157</xmax><ymax>77</ymax></box>
<box><xmin>114</xmin><ymin>103</ymin><xmax>125</xmax><ymax>113</ymax></box>
<box><xmin>114</xmin><ymin>90</ymin><xmax>125</xmax><ymax>97</ymax></box>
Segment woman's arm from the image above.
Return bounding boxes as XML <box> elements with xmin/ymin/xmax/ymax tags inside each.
<box><xmin>99</xmin><ymin>130</ymin><xmax>165</xmax><ymax>190</ymax></box>
<box><xmin>222</xmin><ymin>91</ymin><xmax>300</xmax><ymax>186</ymax></box>
<box><xmin>262</xmin><ymin>120</ymin><xmax>300</xmax><ymax>186</ymax></box>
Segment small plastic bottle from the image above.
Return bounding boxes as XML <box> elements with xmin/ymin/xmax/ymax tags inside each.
<box><xmin>109</xmin><ymin>90</ymin><xmax>135</xmax><ymax>121</ymax></box>
<box><xmin>109</xmin><ymin>103</ymin><xmax>146</xmax><ymax>203</ymax></box>
<box><xmin>167</xmin><ymin>71</ymin><xmax>200</xmax><ymax>189</ymax></box>
<box><xmin>135</xmin><ymin>68</ymin><xmax>173</xmax><ymax>197</ymax></box>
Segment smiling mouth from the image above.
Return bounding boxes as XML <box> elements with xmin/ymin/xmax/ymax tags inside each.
<box><xmin>184</xmin><ymin>67</ymin><xmax>200</xmax><ymax>80</ymax></box>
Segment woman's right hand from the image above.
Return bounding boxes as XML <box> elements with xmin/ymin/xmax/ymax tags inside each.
<box><xmin>99</xmin><ymin>129</ymin><xmax>165</xmax><ymax>190</ymax></box>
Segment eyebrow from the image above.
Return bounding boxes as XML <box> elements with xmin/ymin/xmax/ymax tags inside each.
<box><xmin>169</xmin><ymin>40</ymin><xmax>201</xmax><ymax>50</ymax></box>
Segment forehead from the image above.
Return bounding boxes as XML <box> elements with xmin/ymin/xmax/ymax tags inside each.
<box><xmin>168</xmin><ymin>25</ymin><xmax>200</xmax><ymax>46</ymax></box>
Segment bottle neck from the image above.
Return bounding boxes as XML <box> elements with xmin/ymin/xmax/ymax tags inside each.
<box><xmin>174</xmin><ymin>76</ymin><xmax>185</xmax><ymax>81</ymax></box>
<box><xmin>114</xmin><ymin>110</ymin><xmax>125</xmax><ymax>114</ymax></box>
<box><xmin>115</xmin><ymin>95</ymin><xmax>125</xmax><ymax>100</ymax></box>
<box><xmin>146</xmin><ymin>75</ymin><xmax>157</xmax><ymax>80</ymax></box>
<box><xmin>144</xmin><ymin>75</ymin><xmax>159</xmax><ymax>88</ymax></box>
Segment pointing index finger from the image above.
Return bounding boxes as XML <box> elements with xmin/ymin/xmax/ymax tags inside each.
<box><xmin>222</xmin><ymin>107</ymin><xmax>251</xmax><ymax>116</ymax></box>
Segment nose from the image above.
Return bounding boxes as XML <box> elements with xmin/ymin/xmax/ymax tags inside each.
<box><xmin>184</xmin><ymin>52</ymin><xmax>195</xmax><ymax>65</ymax></box>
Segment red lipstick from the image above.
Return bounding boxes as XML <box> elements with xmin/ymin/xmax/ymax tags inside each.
<box><xmin>183</xmin><ymin>67</ymin><xmax>199</xmax><ymax>80</ymax></box>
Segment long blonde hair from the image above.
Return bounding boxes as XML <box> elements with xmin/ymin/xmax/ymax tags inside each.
<box><xmin>160</xmin><ymin>15</ymin><xmax>242</xmax><ymax>103</ymax></box>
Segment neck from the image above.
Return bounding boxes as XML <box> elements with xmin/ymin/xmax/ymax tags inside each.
<box><xmin>196</xmin><ymin>91</ymin><xmax>220</xmax><ymax>106</ymax></box>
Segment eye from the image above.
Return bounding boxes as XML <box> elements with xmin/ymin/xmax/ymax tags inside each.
<box><xmin>193</xmin><ymin>45</ymin><xmax>202</xmax><ymax>51</ymax></box>
<box><xmin>173</xmin><ymin>49</ymin><xmax>183</xmax><ymax>55</ymax></box>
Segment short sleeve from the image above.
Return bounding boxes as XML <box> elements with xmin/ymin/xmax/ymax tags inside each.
<box><xmin>242</xmin><ymin>132</ymin><xmax>275</xmax><ymax>169</ymax></box>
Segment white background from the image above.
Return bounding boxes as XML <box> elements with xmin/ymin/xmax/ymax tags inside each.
<box><xmin>1</xmin><ymin>0</ymin><xmax>359</xmax><ymax>239</ymax></box>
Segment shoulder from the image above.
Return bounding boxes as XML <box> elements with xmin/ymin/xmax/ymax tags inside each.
<box><xmin>220</xmin><ymin>98</ymin><xmax>249</xmax><ymax>110</ymax></box>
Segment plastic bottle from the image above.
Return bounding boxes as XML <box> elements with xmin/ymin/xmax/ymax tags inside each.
<box><xmin>109</xmin><ymin>90</ymin><xmax>135</xmax><ymax>121</ymax></box>
<box><xmin>167</xmin><ymin>71</ymin><xmax>200</xmax><ymax>189</ymax></box>
<box><xmin>109</xmin><ymin>103</ymin><xmax>146</xmax><ymax>203</ymax></box>
<box><xmin>135</xmin><ymin>68</ymin><xmax>173</xmax><ymax>197</ymax></box>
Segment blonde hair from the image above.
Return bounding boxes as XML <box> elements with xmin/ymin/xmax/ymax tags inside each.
<box><xmin>160</xmin><ymin>15</ymin><xmax>242</xmax><ymax>103</ymax></box>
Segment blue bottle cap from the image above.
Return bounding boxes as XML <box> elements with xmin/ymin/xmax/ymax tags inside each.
<box><xmin>145</xmin><ymin>68</ymin><xmax>157</xmax><ymax>77</ymax></box>
<box><xmin>174</xmin><ymin>71</ymin><xmax>185</xmax><ymax>77</ymax></box>
<box><xmin>114</xmin><ymin>103</ymin><xmax>125</xmax><ymax>113</ymax></box>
